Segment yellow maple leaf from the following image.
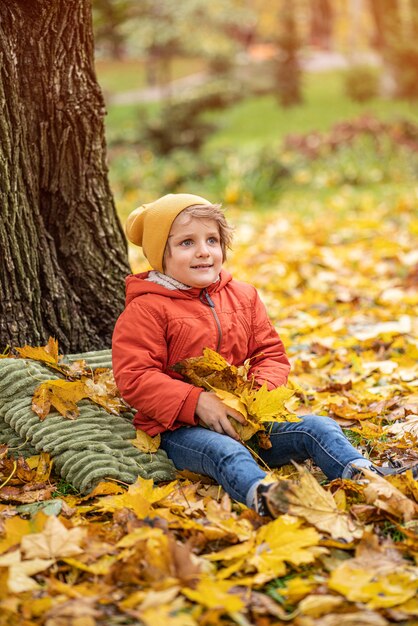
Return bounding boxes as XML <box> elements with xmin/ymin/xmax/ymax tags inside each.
<box><xmin>139</xmin><ymin>601</ymin><xmax>198</xmax><ymax>626</ymax></box>
<box><xmin>120</xmin><ymin>586</ymin><xmax>180</xmax><ymax>610</ymax></box>
<box><xmin>32</xmin><ymin>379</ymin><xmax>88</xmax><ymax>419</ymax></box>
<box><xmin>97</xmin><ymin>477</ymin><xmax>178</xmax><ymax>519</ymax></box>
<box><xmin>266</xmin><ymin>464</ymin><xmax>364</xmax><ymax>542</ymax></box>
<box><xmin>131</xmin><ymin>430</ymin><xmax>161</xmax><ymax>453</ymax></box>
<box><xmin>329</xmin><ymin>564</ymin><xmax>418</xmax><ymax>609</ymax></box>
<box><xmin>173</xmin><ymin>350</ymin><xmax>300</xmax><ymax>442</ymax></box>
<box><xmin>63</xmin><ymin>554</ymin><xmax>117</xmax><ymax>576</ymax></box>
<box><xmin>211</xmin><ymin>387</ymin><xmax>248</xmax><ymax>418</ymax></box>
<box><xmin>21</xmin><ymin>516</ymin><xmax>86</xmax><ymax>560</ymax></box>
<box><xmin>211</xmin><ymin>386</ymin><xmax>260</xmax><ymax>440</ymax></box>
<box><xmin>205</xmin><ymin>515</ymin><xmax>322</xmax><ymax>586</ymax></box>
<box><xmin>116</xmin><ymin>526</ymin><xmax>166</xmax><ymax>549</ymax></box>
<box><xmin>15</xmin><ymin>337</ymin><xmax>61</xmax><ymax>370</ymax></box>
<box><xmin>205</xmin><ymin>538</ymin><xmax>254</xmax><ymax>565</ymax></box>
<box><xmin>282</xmin><ymin>577</ymin><xmax>317</xmax><ymax>603</ymax></box>
<box><xmin>182</xmin><ymin>577</ymin><xmax>244</xmax><ymax>612</ymax></box>
<box><xmin>242</xmin><ymin>383</ymin><xmax>299</xmax><ymax>423</ymax></box>
<box><xmin>32</xmin><ymin>371</ymin><xmax>127</xmax><ymax>420</ymax></box>
<box><xmin>250</xmin><ymin>515</ymin><xmax>323</xmax><ymax>585</ymax></box>
<box><xmin>201</xmin><ymin>348</ymin><xmax>231</xmax><ymax>371</ymax></box>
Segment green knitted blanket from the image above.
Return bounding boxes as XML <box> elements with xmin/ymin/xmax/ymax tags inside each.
<box><xmin>0</xmin><ymin>349</ymin><xmax>175</xmax><ymax>493</ymax></box>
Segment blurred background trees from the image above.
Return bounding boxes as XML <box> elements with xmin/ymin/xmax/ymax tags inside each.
<box><xmin>91</xmin><ymin>0</ymin><xmax>418</xmax><ymax>237</ymax></box>
<box><xmin>93</xmin><ymin>0</ymin><xmax>418</xmax><ymax>101</ymax></box>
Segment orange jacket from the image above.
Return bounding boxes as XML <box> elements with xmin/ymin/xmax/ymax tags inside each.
<box><xmin>112</xmin><ymin>270</ymin><xmax>290</xmax><ymax>435</ymax></box>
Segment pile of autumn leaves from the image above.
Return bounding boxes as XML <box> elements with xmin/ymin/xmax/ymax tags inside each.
<box><xmin>1</xmin><ymin>197</ymin><xmax>418</xmax><ymax>625</ymax></box>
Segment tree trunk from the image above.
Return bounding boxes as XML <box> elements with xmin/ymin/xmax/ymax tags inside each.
<box><xmin>368</xmin><ymin>0</ymin><xmax>402</xmax><ymax>51</ymax></box>
<box><xmin>0</xmin><ymin>0</ymin><xmax>131</xmax><ymax>353</ymax></box>
<box><xmin>274</xmin><ymin>1</ymin><xmax>303</xmax><ymax>108</ymax></box>
<box><xmin>310</xmin><ymin>0</ymin><xmax>333</xmax><ymax>50</ymax></box>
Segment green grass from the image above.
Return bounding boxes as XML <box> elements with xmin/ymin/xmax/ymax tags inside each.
<box><xmin>101</xmin><ymin>67</ymin><xmax>418</xmax><ymax>152</ymax></box>
<box><xmin>104</xmin><ymin>103</ymin><xmax>153</xmax><ymax>144</ymax></box>
<box><xmin>205</xmin><ymin>71</ymin><xmax>418</xmax><ymax>151</ymax></box>
<box><xmin>95</xmin><ymin>57</ymin><xmax>206</xmax><ymax>94</ymax></box>
<box><xmin>97</xmin><ymin>63</ymin><xmax>418</xmax><ymax>216</ymax></box>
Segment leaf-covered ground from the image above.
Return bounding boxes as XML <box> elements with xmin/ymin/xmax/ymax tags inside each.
<box><xmin>1</xmin><ymin>192</ymin><xmax>417</xmax><ymax>625</ymax></box>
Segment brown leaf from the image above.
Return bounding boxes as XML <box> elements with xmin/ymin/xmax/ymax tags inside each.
<box><xmin>34</xmin><ymin>452</ymin><xmax>53</xmax><ymax>483</ymax></box>
<box><xmin>362</xmin><ymin>468</ymin><xmax>418</xmax><ymax>522</ymax></box>
<box><xmin>42</xmin><ymin>597</ymin><xmax>103</xmax><ymax>625</ymax></box>
<box><xmin>0</xmin><ymin>484</ymin><xmax>55</xmax><ymax>504</ymax></box>
<box><xmin>82</xmin><ymin>369</ymin><xmax>128</xmax><ymax>414</ymax></box>
<box><xmin>266</xmin><ymin>464</ymin><xmax>363</xmax><ymax>542</ymax></box>
<box><xmin>172</xmin><ymin>348</ymin><xmax>247</xmax><ymax>392</ymax></box>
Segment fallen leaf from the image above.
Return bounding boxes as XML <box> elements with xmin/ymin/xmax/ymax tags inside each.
<box><xmin>34</xmin><ymin>452</ymin><xmax>53</xmax><ymax>483</ymax></box>
<box><xmin>298</xmin><ymin>610</ymin><xmax>389</xmax><ymax>625</ymax></box>
<box><xmin>138</xmin><ymin>600</ymin><xmax>198</xmax><ymax>626</ymax></box>
<box><xmin>250</xmin><ymin>515</ymin><xmax>325</xmax><ymax>585</ymax></box>
<box><xmin>205</xmin><ymin>515</ymin><xmax>323</xmax><ymax>585</ymax></box>
<box><xmin>0</xmin><ymin>549</ymin><xmax>54</xmax><ymax>593</ymax></box>
<box><xmin>0</xmin><ymin>484</ymin><xmax>55</xmax><ymax>504</ymax></box>
<box><xmin>266</xmin><ymin>464</ymin><xmax>364</xmax><ymax>542</ymax></box>
<box><xmin>131</xmin><ymin>430</ymin><xmax>161</xmax><ymax>453</ymax></box>
<box><xmin>298</xmin><ymin>593</ymin><xmax>344</xmax><ymax>617</ymax></box>
<box><xmin>97</xmin><ymin>477</ymin><xmax>178</xmax><ymax>519</ymax></box>
<box><xmin>32</xmin><ymin>379</ymin><xmax>88</xmax><ymax>419</ymax></box>
<box><xmin>329</xmin><ymin>565</ymin><xmax>418</xmax><ymax>609</ymax></box>
<box><xmin>361</xmin><ymin>468</ymin><xmax>418</xmax><ymax>522</ymax></box>
<box><xmin>82</xmin><ymin>369</ymin><xmax>128</xmax><ymax>414</ymax></box>
<box><xmin>0</xmin><ymin>513</ymin><xmax>47</xmax><ymax>554</ymax></box>
<box><xmin>21</xmin><ymin>515</ymin><xmax>86</xmax><ymax>559</ymax></box>
<box><xmin>182</xmin><ymin>577</ymin><xmax>244</xmax><ymax>612</ymax></box>
<box><xmin>42</xmin><ymin>597</ymin><xmax>102</xmax><ymax>625</ymax></box>
<box><xmin>15</xmin><ymin>337</ymin><xmax>62</xmax><ymax>371</ymax></box>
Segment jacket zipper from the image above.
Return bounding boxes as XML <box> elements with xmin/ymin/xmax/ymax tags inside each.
<box><xmin>200</xmin><ymin>289</ymin><xmax>222</xmax><ymax>353</ymax></box>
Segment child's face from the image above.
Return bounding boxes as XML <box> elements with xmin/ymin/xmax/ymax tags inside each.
<box><xmin>164</xmin><ymin>214</ymin><xmax>223</xmax><ymax>288</ymax></box>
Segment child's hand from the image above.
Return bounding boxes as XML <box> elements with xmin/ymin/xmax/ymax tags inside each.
<box><xmin>196</xmin><ymin>392</ymin><xmax>247</xmax><ymax>441</ymax></box>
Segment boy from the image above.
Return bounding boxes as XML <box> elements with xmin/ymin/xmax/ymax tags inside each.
<box><xmin>112</xmin><ymin>193</ymin><xmax>417</xmax><ymax>515</ymax></box>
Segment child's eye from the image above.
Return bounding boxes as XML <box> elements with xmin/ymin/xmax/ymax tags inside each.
<box><xmin>208</xmin><ymin>237</ymin><xmax>219</xmax><ymax>244</ymax></box>
<box><xmin>180</xmin><ymin>239</ymin><xmax>193</xmax><ymax>246</ymax></box>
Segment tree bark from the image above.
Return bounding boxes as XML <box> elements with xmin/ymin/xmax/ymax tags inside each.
<box><xmin>0</xmin><ymin>0</ymin><xmax>131</xmax><ymax>352</ymax></box>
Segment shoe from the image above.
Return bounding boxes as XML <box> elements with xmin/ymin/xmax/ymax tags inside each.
<box><xmin>371</xmin><ymin>464</ymin><xmax>418</xmax><ymax>479</ymax></box>
<box><xmin>255</xmin><ymin>482</ymin><xmax>274</xmax><ymax>517</ymax></box>
<box><xmin>352</xmin><ymin>463</ymin><xmax>418</xmax><ymax>481</ymax></box>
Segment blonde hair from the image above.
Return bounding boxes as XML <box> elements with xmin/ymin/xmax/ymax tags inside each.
<box><xmin>163</xmin><ymin>203</ymin><xmax>234</xmax><ymax>268</ymax></box>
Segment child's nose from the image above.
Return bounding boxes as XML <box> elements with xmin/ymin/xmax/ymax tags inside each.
<box><xmin>196</xmin><ymin>241</ymin><xmax>210</xmax><ymax>256</ymax></box>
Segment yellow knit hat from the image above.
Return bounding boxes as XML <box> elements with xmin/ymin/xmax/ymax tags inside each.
<box><xmin>125</xmin><ymin>193</ymin><xmax>212</xmax><ymax>272</ymax></box>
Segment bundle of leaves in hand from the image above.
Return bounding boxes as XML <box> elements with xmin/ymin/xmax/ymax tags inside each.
<box><xmin>173</xmin><ymin>348</ymin><xmax>299</xmax><ymax>447</ymax></box>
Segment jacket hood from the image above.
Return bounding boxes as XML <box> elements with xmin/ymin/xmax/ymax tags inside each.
<box><xmin>125</xmin><ymin>269</ymin><xmax>233</xmax><ymax>306</ymax></box>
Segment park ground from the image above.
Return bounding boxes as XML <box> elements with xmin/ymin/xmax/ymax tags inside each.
<box><xmin>0</xmin><ymin>57</ymin><xmax>417</xmax><ymax>625</ymax></box>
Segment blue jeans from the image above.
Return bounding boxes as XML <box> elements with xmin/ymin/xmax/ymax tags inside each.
<box><xmin>160</xmin><ymin>415</ymin><xmax>365</xmax><ymax>506</ymax></box>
